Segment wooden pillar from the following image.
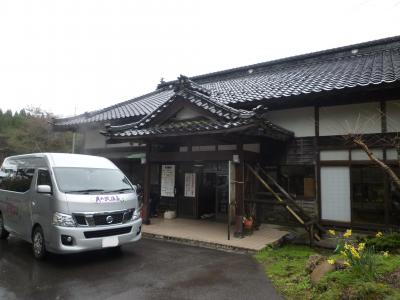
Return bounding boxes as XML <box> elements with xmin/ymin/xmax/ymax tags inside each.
<box><xmin>143</xmin><ymin>143</ymin><xmax>151</xmax><ymax>225</ymax></box>
<box><xmin>234</xmin><ymin>144</ymin><xmax>244</xmax><ymax>237</ymax></box>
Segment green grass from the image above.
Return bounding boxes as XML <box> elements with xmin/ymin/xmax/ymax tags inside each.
<box><xmin>254</xmin><ymin>245</ymin><xmax>316</xmax><ymax>299</ymax></box>
<box><xmin>254</xmin><ymin>244</ymin><xmax>400</xmax><ymax>300</ymax></box>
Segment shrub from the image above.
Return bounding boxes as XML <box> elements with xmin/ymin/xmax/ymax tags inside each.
<box><xmin>348</xmin><ymin>282</ymin><xmax>394</xmax><ymax>299</ymax></box>
<box><xmin>363</xmin><ymin>232</ymin><xmax>400</xmax><ymax>252</ymax></box>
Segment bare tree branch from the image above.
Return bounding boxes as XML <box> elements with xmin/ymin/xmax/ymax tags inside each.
<box><xmin>349</xmin><ymin>135</ymin><xmax>400</xmax><ymax>191</ymax></box>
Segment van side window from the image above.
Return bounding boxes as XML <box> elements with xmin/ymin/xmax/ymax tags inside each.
<box><xmin>0</xmin><ymin>168</ymin><xmax>34</xmax><ymax>193</ymax></box>
<box><xmin>37</xmin><ymin>169</ymin><xmax>52</xmax><ymax>188</ymax></box>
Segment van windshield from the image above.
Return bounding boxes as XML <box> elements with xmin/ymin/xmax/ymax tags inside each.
<box><xmin>53</xmin><ymin>167</ymin><xmax>134</xmax><ymax>193</ymax></box>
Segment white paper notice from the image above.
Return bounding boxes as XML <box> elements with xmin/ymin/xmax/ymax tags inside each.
<box><xmin>184</xmin><ymin>173</ymin><xmax>196</xmax><ymax>197</ymax></box>
<box><xmin>161</xmin><ymin>165</ymin><xmax>175</xmax><ymax>197</ymax></box>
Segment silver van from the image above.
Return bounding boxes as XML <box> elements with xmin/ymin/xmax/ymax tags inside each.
<box><xmin>0</xmin><ymin>153</ymin><xmax>142</xmax><ymax>259</ymax></box>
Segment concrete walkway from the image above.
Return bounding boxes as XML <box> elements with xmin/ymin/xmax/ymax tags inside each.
<box><xmin>143</xmin><ymin>218</ymin><xmax>289</xmax><ymax>252</ymax></box>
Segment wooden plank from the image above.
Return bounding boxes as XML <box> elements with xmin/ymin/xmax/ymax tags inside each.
<box><xmin>258</xmin><ymin>167</ymin><xmax>309</xmax><ymax>217</ymax></box>
<box><xmin>246</xmin><ymin>164</ymin><xmax>305</xmax><ymax>225</ymax></box>
<box><xmin>247</xmin><ymin>164</ymin><xmax>321</xmax><ymax>241</ymax></box>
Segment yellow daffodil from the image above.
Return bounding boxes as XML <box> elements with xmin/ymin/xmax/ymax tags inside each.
<box><xmin>340</xmin><ymin>250</ymin><xmax>347</xmax><ymax>257</ymax></box>
<box><xmin>343</xmin><ymin>229</ymin><xmax>352</xmax><ymax>238</ymax></box>
<box><xmin>327</xmin><ymin>259</ymin><xmax>335</xmax><ymax>265</ymax></box>
<box><xmin>328</xmin><ymin>229</ymin><xmax>336</xmax><ymax>236</ymax></box>
<box><xmin>344</xmin><ymin>261</ymin><xmax>350</xmax><ymax>267</ymax></box>
<box><xmin>376</xmin><ymin>232</ymin><xmax>383</xmax><ymax>238</ymax></box>
<box><xmin>353</xmin><ymin>253</ymin><xmax>360</xmax><ymax>260</ymax></box>
<box><xmin>350</xmin><ymin>248</ymin><xmax>360</xmax><ymax>259</ymax></box>
<box><xmin>344</xmin><ymin>243</ymin><xmax>351</xmax><ymax>250</ymax></box>
<box><xmin>383</xmin><ymin>251</ymin><xmax>389</xmax><ymax>258</ymax></box>
<box><xmin>357</xmin><ymin>243</ymin><xmax>365</xmax><ymax>252</ymax></box>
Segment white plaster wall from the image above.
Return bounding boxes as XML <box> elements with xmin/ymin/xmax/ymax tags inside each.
<box><xmin>107</xmin><ymin>142</ymin><xmax>131</xmax><ymax>148</ymax></box>
<box><xmin>351</xmin><ymin>149</ymin><xmax>383</xmax><ymax>160</ymax></box>
<box><xmin>387</xmin><ymin>149</ymin><xmax>398</xmax><ymax>160</ymax></box>
<box><xmin>84</xmin><ymin>129</ymin><xmax>106</xmax><ymax>149</ymax></box>
<box><xmin>175</xmin><ymin>106</ymin><xmax>203</xmax><ymax>120</ymax></box>
<box><xmin>218</xmin><ymin>144</ymin><xmax>236</xmax><ymax>151</ymax></box>
<box><xmin>320</xmin><ymin>150</ymin><xmax>349</xmax><ymax>161</ymax></box>
<box><xmin>243</xmin><ymin>143</ymin><xmax>260</xmax><ymax>153</ymax></box>
<box><xmin>319</xmin><ymin>102</ymin><xmax>381</xmax><ymax>136</ymax></box>
<box><xmin>387</xmin><ymin>100</ymin><xmax>400</xmax><ymax>133</ymax></box>
<box><xmin>265</xmin><ymin>107</ymin><xmax>315</xmax><ymax>137</ymax></box>
<box><xmin>192</xmin><ymin>145</ymin><xmax>216</xmax><ymax>152</ymax></box>
<box><xmin>83</xmin><ymin>129</ymin><xmax>134</xmax><ymax>150</ymax></box>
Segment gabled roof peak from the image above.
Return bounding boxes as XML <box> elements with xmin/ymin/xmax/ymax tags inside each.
<box><xmin>105</xmin><ymin>77</ymin><xmax>259</xmax><ymax>134</ymax></box>
<box><xmin>174</xmin><ymin>75</ymin><xmax>211</xmax><ymax>97</ymax></box>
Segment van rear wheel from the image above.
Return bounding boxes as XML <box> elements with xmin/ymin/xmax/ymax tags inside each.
<box><xmin>32</xmin><ymin>226</ymin><xmax>47</xmax><ymax>260</ymax></box>
<box><xmin>0</xmin><ymin>213</ymin><xmax>9</xmax><ymax>239</ymax></box>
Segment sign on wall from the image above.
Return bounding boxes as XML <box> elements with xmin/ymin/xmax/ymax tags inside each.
<box><xmin>184</xmin><ymin>173</ymin><xmax>196</xmax><ymax>198</ymax></box>
<box><xmin>161</xmin><ymin>165</ymin><xmax>175</xmax><ymax>197</ymax></box>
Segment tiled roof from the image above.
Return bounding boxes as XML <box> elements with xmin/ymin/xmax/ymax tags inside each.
<box><xmin>198</xmin><ymin>45</ymin><xmax>400</xmax><ymax>105</ymax></box>
<box><xmin>104</xmin><ymin>76</ymin><xmax>292</xmax><ymax>141</ymax></box>
<box><xmin>54</xmin><ymin>35</ymin><xmax>400</xmax><ymax>128</ymax></box>
<box><xmin>107</xmin><ymin>118</ymin><xmax>293</xmax><ymax>141</ymax></box>
<box><xmin>53</xmin><ymin>88</ymin><xmax>174</xmax><ymax>128</ymax></box>
<box><xmin>108</xmin><ymin>75</ymin><xmax>256</xmax><ymax>132</ymax></box>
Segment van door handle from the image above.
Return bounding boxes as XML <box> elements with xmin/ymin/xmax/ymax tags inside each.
<box><xmin>32</xmin><ymin>201</ymin><xmax>36</xmax><ymax>206</ymax></box>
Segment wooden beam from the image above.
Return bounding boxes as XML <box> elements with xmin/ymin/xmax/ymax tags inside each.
<box><xmin>143</xmin><ymin>143</ymin><xmax>151</xmax><ymax>225</ymax></box>
<box><xmin>148</xmin><ymin>150</ymin><xmax>261</xmax><ymax>163</ymax></box>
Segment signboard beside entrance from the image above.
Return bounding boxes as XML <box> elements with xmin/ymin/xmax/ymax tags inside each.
<box><xmin>161</xmin><ymin>165</ymin><xmax>175</xmax><ymax>197</ymax></box>
<box><xmin>184</xmin><ymin>173</ymin><xmax>196</xmax><ymax>198</ymax></box>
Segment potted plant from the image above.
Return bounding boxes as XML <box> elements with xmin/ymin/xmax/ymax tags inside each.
<box><xmin>243</xmin><ymin>215</ymin><xmax>254</xmax><ymax>230</ymax></box>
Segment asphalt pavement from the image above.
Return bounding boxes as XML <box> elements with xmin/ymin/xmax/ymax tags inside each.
<box><xmin>0</xmin><ymin>236</ymin><xmax>281</xmax><ymax>300</ymax></box>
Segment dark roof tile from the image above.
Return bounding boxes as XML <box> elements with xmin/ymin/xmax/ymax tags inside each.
<box><xmin>53</xmin><ymin>88</ymin><xmax>174</xmax><ymax>127</ymax></box>
<box><xmin>54</xmin><ymin>36</ymin><xmax>400</xmax><ymax>128</ymax></box>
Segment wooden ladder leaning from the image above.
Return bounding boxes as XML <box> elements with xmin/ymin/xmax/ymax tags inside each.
<box><xmin>246</xmin><ymin>164</ymin><xmax>325</xmax><ymax>245</ymax></box>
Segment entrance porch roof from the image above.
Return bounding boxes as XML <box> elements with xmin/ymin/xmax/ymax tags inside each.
<box><xmin>102</xmin><ymin>76</ymin><xmax>293</xmax><ymax>142</ymax></box>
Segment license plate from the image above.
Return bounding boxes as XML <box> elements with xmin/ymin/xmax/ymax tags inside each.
<box><xmin>102</xmin><ymin>236</ymin><xmax>119</xmax><ymax>248</ymax></box>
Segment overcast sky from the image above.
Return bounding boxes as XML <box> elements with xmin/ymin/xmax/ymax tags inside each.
<box><xmin>0</xmin><ymin>0</ymin><xmax>399</xmax><ymax>117</ymax></box>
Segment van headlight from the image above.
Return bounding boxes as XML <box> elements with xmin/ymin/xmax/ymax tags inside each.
<box><xmin>52</xmin><ymin>212</ymin><xmax>76</xmax><ymax>227</ymax></box>
<box><xmin>132</xmin><ymin>208</ymin><xmax>141</xmax><ymax>221</ymax></box>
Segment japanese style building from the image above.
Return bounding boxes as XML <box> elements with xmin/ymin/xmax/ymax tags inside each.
<box><xmin>53</xmin><ymin>35</ymin><xmax>400</xmax><ymax>235</ymax></box>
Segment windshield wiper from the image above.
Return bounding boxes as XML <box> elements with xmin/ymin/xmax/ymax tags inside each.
<box><xmin>64</xmin><ymin>189</ymin><xmax>106</xmax><ymax>194</ymax></box>
<box><xmin>105</xmin><ymin>188</ymin><xmax>133</xmax><ymax>193</ymax></box>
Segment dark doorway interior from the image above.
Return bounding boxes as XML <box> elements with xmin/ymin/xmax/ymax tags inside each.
<box><xmin>198</xmin><ymin>173</ymin><xmax>217</xmax><ymax>218</ymax></box>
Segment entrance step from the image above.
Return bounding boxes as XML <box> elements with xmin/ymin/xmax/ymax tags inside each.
<box><xmin>142</xmin><ymin>218</ymin><xmax>290</xmax><ymax>253</ymax></box>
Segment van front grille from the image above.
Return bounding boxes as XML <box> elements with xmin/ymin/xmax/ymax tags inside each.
<box><xmin>73</xmin><ymin>209</ymin><xmax>134</xmax><ymax>227</ymax></box>
<box><xmin>74</xmin><ymin>215</ymin><xmax>87</xmax><ymax>226</ymax></box>
<box><xmin>84</xmin><ymin>226</ymin><xmax>132</xmax><ymax>238</ymax></box>
<box><xmin>93</xmin><ymin>212</ymin><xmax>124</xmax><ymax>226</ymax></box>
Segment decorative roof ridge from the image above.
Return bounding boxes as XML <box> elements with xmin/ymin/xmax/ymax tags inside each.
<box><xmin>104</xmin><ymin>75</ymin><xmax>258</xmax><ymax>134</ymax></box>
<box><xmin>174</xmin><ymin>75</ymin><xmax>211</xmax><ymax>96</ymax></box>
<box><xmin>157</xmin><ymin>35</ymin><xmax>400</xmax><ymax>87</ymax></box>
<box><xmin>174</xmin><ymin>79</ymin><xmax>255</xmax><ymax>118</ymax></box>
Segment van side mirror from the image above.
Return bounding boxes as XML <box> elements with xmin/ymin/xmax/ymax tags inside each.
<box><xmin>37</xmin><ymin>185</ymin><xmax>52</xmax><ymax>194</ymax></box>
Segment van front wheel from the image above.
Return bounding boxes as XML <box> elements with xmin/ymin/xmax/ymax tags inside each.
<box><xmin>32</xmin><ymin>226</ymin><xmax>47</xmax><ymax>260</ymax></box>
<box><xmin>0</xmin><ymin>213</ymin><xmax>9</xmax><ymax>239</ymax></box>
